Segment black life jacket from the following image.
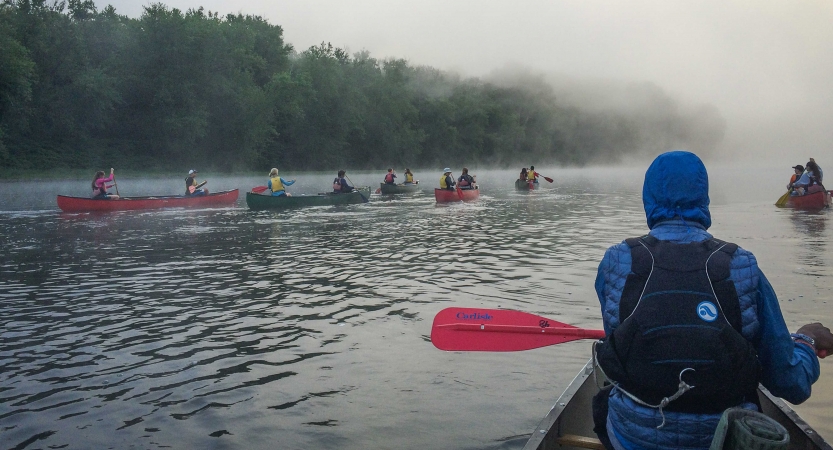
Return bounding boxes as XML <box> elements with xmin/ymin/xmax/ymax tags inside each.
<box><xmin>595</xmin><ymin>235</ymin><xmax>761</xmax><ymax>414</ymax></box>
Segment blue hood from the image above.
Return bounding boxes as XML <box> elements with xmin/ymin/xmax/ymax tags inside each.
<box><xmin>643</xmin><ymin>151</ymin><xmax>711</xmax><ymax>229</ymax></box>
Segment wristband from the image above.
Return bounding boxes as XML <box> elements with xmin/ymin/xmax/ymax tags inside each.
<box><xmin>791</xmin><ymin>333</ymin><xmax>816</xmax><ymax>350</ymax></box>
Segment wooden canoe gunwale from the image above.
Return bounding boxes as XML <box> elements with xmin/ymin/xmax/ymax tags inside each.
<box><xmin>524</xmin><ymin>359</ymin><xmax>831</xmax><ymax>450</ymax></box>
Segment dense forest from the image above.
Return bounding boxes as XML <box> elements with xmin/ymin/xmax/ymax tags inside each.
<box><xmin>0</xmin><ymin>0</ymin><xmax>726</xmax><ymax>173</ymax></box>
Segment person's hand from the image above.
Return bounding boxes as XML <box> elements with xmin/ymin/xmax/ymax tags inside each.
<box><xmin>110</xmin><ymin>168</ymin><xmax>114</xmax><ymax>173</ymax></box>
<box><xmin>797</xmin><ymin>323</ymin><xmax>833</xmax><ymax>358</ymax></box>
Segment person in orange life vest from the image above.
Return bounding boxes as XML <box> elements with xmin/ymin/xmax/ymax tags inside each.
<box><xmin>384</xmin><ymin>168</ymin><xmax>397</xmax><ymax>185</ymax></box>
<box><xmin>787</xmin><ymin>165</ymin><xmax>804</xmax><ymax>191</ymax></box>
<box><xmin>268</xmin><ymin>168</ymin><xmax>295</xmax><ymax>197</ymax></box>
<box><xmin>527</xmin><ymin>165</ymin><xmax>539</xmax><ymax>183</ymax></box>
<box><xmin>404</xmin><ymin>168</ymin><xmax>415</xmax><ymax>184</ymax></box>
<box><xmin>92</xmin><ymin>168</ymin><xmax>119</xmax><ymax>200</ymax></box>
<box><xmin>458</xmin><ymin>167</ymin><xmax>476</xmax><ymax>190</ymax></box>
<box><xmin>185</xmin><ymin>170</ymin><xmax>208</xmax><ymax>196</ymax></box>
<box><xmin>333</xmin><ymin>170</ymin><xmax>355</xmax><ymax>194</ymax></box>
<box><xmin>439</xmin><ymin>168</ymin><xmax>456</xmax><ymax>191</ymax></box>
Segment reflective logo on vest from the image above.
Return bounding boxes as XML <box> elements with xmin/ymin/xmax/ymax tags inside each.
<box><xmin>697</xmin><ymin>301</ymin><xmax>718</xmax><ymax>322</ymax></box>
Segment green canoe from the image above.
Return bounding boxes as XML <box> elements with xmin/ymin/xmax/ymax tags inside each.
<box><xmin>379</xmin><ymin>182</ymin><xmax>420</xmax><ymax>195</ymax></box>
<box><xmin>246</xmin><ymin>191</ymin><xmax>367</xmax><ymax>210</ymax></box>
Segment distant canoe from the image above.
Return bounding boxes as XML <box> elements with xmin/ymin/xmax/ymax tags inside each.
<box><xmin>434</xmin><ymin>187</ymin><xmax>480</xmax><ymax>203</ymax></box>
<box><xmin>515</xmin><ymin>179</ymin><xmax>538</xmax><ymax>191</ymax></box>
<box><xmin>246</xmin><ymin>191</ymin><xmax>366</xmax><ymax>210</ymax></box>
<box><xmin>380</xmin><ymin>182</ymin><xmax>420</xmax><ymax>195</ymax></box>
<box><xmin>781</xmin><ymin>190</ymin><xmax>831</xmax><ymax>210</ymax></box>
<box><xmin>57</xmin><ymin>189</ymin><xmax>239</xmax><ymax>212</ymax></box>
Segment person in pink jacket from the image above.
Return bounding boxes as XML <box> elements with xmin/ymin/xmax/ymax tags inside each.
<box><xmin>91</xmin><ymin>168</ymin><xmax>119</xmax><ymax>199</ymax></box>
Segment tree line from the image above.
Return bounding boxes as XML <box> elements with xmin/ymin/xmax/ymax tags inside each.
<box><xmin>0</xmin><ymin>0</ymin><xmax>726</xmax><ymax>173</ymax></box>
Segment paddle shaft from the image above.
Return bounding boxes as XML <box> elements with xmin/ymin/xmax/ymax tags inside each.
<box><xmin>113</xmin><ymin>173</ymin><xmax>119</xmax><ymax>196</ymax></box>
<box><xmin>436</xmin><ymin>323</ymin><xmax>605</xmax><ymax>339</ymax></box>
<box><xmin>344</xmin><ymin>175</ymin><xmax>368</xmax><ymax>203</ymax></box>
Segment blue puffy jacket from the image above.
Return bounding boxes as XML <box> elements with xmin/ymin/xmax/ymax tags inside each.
<box><xmin>595</xmin><ymin>151</ymin><xmax>820</xmax><ymax>450</ymax></box>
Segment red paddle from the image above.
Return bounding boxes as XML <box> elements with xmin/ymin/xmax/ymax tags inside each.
<box><xmin>456</xmin><ymin>185</ymin><xmax>464</xmax><ymax>201</ymax></box>
<box><xmin>542</xmin><ymin>176</ymin><xmax>554</xmax><ymax>183</ymax></box>
<box><xmin>252</xmin><ymin>186</ymin><xmax>268</xmax><ymax>193</ymax></box>
<box><xmin>431</xmin><ymin>307</ymin><xmax>605</xmax><ymax>352</ymax></box>
<box><xmin>433</xmin><ymin>307</ymin><xmax>829</xmax><ymax>359</ymax></box>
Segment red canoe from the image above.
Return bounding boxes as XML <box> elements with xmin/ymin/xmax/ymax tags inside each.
<box><xmin>783</xmin><ymin>190</ymin><xmax>831</xmax><ymax>210</ymax></box>
<box><xmin>434</xmin><ymin>188</ymin><xmax>480</xmax><ymax>203</ymax></box>
<box><xmin>57</xmin><ymin>189</ymin><xmax>239</xmax><ymax>212</ymax></box>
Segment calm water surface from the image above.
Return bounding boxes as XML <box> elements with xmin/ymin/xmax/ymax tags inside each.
<box><xmin>1</xmin><ymin>168</ymin><xmax>831</xmax><ymax>449</ymax></box>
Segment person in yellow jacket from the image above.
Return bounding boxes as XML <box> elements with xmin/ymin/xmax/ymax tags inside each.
<box><xmin>440</xmin><ymin>168</ymin><xmax>456</xmax><ymax>191</ymax></box>
<box><xmin>268</xmin><ymin>168</ymin><xmax>295</xmax><ymax>196</ymax></box>
<box><xmin>526</xmin><ymin>165</ymin><xmax>539</xmax><ymax>183</ymax></box>
<box><xmin>404</xmin><ymin>168</ymin><xmax>416</xmax><ymax>184</ymax></box>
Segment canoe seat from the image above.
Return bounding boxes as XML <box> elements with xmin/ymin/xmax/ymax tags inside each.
<box><xmin>555</xmin><ymin>434</ymin><xmax>605</xmax><ymax>450</ymax></box>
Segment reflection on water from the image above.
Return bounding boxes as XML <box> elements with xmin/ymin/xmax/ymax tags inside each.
<box><xmin>1</xmin><ymin>169</ymin><xmax>831</xmax><ymax>449</ymax></box>
<box><xmin>789</xmin><ymin>210</ymin><xmax>827</xmax><ymax>271</ymax></box>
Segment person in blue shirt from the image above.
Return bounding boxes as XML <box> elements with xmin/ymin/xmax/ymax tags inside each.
<box><xmin>267</xmin><ymin>168</ymin><xmax>295</xmax><ymax>197</ymax></box>
<box><xmin>333</xmin><ymin>170</ymin><xmax>355</xmax><ymax>194</ymax></box>
<box><xmin>593</xmin><ymin>151</ymin><xmax>832</xmax><ymax>450</ymax></box>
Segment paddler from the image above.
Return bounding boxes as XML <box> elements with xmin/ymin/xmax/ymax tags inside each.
<box><xmin>439</xmin><ymin>168</ymin><xmax>455</xmax><ymax>191</ymax></box>
<box><xmin>787</xmin><ymin>164</ymin><xmax>804</xmax><ymax>191</ymax></box>
<box><xmin>383</xmin><ymin>168</ymin><xmax>396</xmax><ymax>185</ymax></box>
<box><xmin>527</xmin><ymin>165</ymin><xmax>539</xmax><ymax>183</ymax></box>
<box><xmin>185</xmin><ymin>169</ymin><xmax>208</xmax><ymax>196</ymax></box>
<box><xmin>458</xmin><ymin>167</ymin><xmax>476</xmax><ymax>190</ymax></box>
<box><xmin>592</xmin><ymin>151</ymin><xmax>833</xmax><ymax>450</ymax></box>
<box><xmin>404</xmin><ymin>168</ymin><xmax>415</xmax><ymax>184</ymax></box>
<box><xmin>333</xmin><ymin>170</ymin><xmax>355</xmax><ymax>194</ymax></box>
<box><xmin>267</xmin><ymin>168</ymin><xmax>295</xmax><ymax>197</ymax></box>
<box><xmin>91</xmin><ymin>168</ymin><xmax>120</xmax><ymax>200</ymax></box>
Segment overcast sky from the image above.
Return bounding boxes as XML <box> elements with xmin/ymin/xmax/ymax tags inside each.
<box><xmin>104</xmin><ymin>0</ymin><xmax>832</xmax><ymax>162</ymax></box>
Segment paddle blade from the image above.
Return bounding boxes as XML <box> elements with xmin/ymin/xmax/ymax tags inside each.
<box><xmin>775</xmin><ymin>191</ymin><xmax>790</xmax><ymax>207</ymax></box>
<box><xmin>543</xmin><ymin>176</ymin><xmax>554</xmax><ymax>183</ymax></box>
<box><xmin>375</xmin><ymin>188</ymin><xmax>381</xmax><ymax>194</ymax></box>
<box><xmin>456</xmin><ymin>185</ymin><xmax>464</xmax><ymax>201</ymax></box>
<box><xmin>252</xmin><ymin>186</ymin><xmax>268</xmax><ymax>193</ymax></box>
<box><xmin>431</xmin><ymin>307</ymin><xmax>605</xmax><ymax>352</ymax></box>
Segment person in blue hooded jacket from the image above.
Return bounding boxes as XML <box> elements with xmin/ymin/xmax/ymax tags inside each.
<box><xmin>592</xmin><ymin>151</ymin><xmax>832</xmax><ymax>450</ymax></box>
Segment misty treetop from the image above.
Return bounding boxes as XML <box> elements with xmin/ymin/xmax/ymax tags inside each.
<box><xmin>0</xmin><ymin>0</ymin><xmax>726</xmax><ymax>173</ymax></box>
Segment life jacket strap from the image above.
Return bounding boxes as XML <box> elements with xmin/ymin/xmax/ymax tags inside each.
<box><xmin>593</xmin><ymin>342</ymin><xmax>694</xmax><ymax>429</ymax></box>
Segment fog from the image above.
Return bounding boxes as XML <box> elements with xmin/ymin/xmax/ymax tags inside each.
<box><xmin>103</xmin><ymin>0</ymin><xmax>833</xmax><ymax>166</ymax></box>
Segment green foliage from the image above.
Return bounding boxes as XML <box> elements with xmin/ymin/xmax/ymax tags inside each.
<box><xmin>0</xmin><ymin>0</ymin><xmax>725</xmax><ymax>174</ymax></box>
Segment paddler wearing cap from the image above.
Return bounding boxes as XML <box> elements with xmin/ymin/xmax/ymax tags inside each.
<box><xmin>185</xmin><ymin>169</ymin><xmax>208</xmax><ymax>196</ymax></box>
<box><xmin>439</xmin><ymin>168</ymin><xmax>456</xmax><ymax>191</ymax></box>
<box><xmin>787</xmin><ymin>164</ymin><xmax>804</xmax><ymax>192</ymax></box>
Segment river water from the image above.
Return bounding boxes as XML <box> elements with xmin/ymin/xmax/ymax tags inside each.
<box><xmin>1</xmin><ymin>167</ymin><xmax>831</xmax><ymax>450</ymax></box>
